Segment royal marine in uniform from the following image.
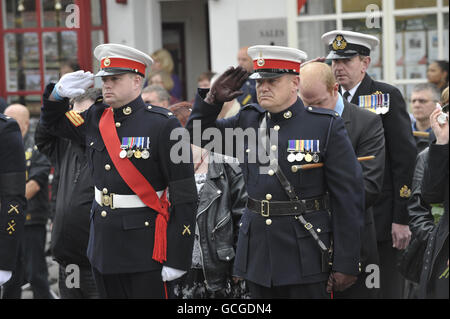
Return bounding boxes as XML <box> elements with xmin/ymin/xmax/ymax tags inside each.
<box><xmin>187</xmin><ymin>46</ymin><xmax>365</xmax><ymax>298</ymax></box>
<box><xmin>322</xmin><ymin>30</ymin><xmax>417</xmax><ymax>298</ymax></box>
<box><xmin>40</xmin><ymin>44</ymin><xmax>198</xmax><ymax>299</ymax></box>
<box><xmin>0</xmin><ymin>114</ymin><xmax>26</xmax><ymax>288</ymax></box>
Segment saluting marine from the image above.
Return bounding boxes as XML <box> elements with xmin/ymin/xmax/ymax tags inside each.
<box><xmin>187</xmin><ymin>45</ymin><xmax>365</xmax><ymax>298</ymax></box>
<box><xmin>39</xmin><ymin>43</ymin><xmax>198</xmax><ymax>299</ymax></box>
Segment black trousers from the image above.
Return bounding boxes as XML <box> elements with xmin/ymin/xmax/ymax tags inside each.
<box><xmin>247</xmin><ymin>281</ymin><xmax>330</xmax><ymax>299</ymax></box>
<box><xmin>58</xmin><ymin>264</ymin><xmax>99</xmax><ymax>299</ymax></box>
<box><xmin>378</xmin><ymin>240</ymin><xmax>405</xmax><ymax>299</ymax></box>
<box><xmin>2</xmin><ymin>224</ymin><xmax>51</xmax><ymax>299</ymax></box>
<box><xmin>92</xmin><ymin>268</ymin><xmax>166</xmax><ymax>299</ymax></box>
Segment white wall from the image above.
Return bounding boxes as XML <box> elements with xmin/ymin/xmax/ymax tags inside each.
<box><xmin>106</xmin><ymin>0</ymin><xmax>162</xmax><ymax>57</ymax></box>
<box><xmin>208</xmin><ymin>0</ymin><xmax>288</xmax><ymax>74</ymax></box>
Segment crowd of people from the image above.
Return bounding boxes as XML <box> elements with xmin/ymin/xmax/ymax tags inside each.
<box><xmin>0</xmin><ymin>29</ymin><xmax>448</xmax><ymax>300</ymax></box>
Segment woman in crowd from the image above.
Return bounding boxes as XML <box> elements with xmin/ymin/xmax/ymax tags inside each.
<box><xmin>166</xmin><ymin>102</ymin><xmax>250</xmax><ymax>299</ymax></box>
<box><xmin>151</xmin><ymin>48</ymin><xmax>183</xmax><ymax>100</ymax></box>
<box><xmin>427</xmin><ymin>60</ymin><xmax>449</xmax><ymax>93</ymax></box>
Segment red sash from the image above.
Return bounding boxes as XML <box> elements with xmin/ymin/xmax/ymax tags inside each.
<box><xmin>99</xmin><ymin>107</ymin><xmax>170</xmax><ymax>264</ymax></box>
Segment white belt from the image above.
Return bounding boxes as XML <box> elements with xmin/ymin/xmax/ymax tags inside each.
<box><xmin>94</xmin><ymin>187</ymin><xmax>164</xmax><ymax>209</ymax></box>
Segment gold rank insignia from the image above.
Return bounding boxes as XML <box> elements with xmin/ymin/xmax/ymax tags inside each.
<box><xmin>400</xmin><ymin>185</ymin><xmax>412</xmax><ymax>198</ymax></box>
<box><xmin>7</xmin><ymin>220</ymin><xmax>16</xmax><ymax>235</ymax></box>
<box><xmin>8</xmin><ymin>205</ymin><xmax>20</xmax><ymax>215</ymax></box>
<box><xmin>373</xmin><ymin>91</ymin><xmax>383</xmax><ymax>95</ymax></box>
<box><xmin>182</xmin><ymin>225</ymin><xmax>191</xmax><ymax>236</ymax></box>
<box><xmin>65</xmin><ymin>110</ymin><xmax>85</xmax><ymax>127</ymax></box>
<box><xmin>332</xmin><ymin>35</ymin><xmax>347</xmax><ymax>50</ymax></box>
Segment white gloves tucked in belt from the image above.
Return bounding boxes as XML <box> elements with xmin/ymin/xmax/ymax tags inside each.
<box><xmin>53</xmin><ymin>70</ymin><xmax>95</xmax><ymax>100</ymax></box>
<box><xmin>161</xmin><ymin>266</ymin><xmax>186</xmax><ymax>282</ymax></box>
<box><xmin>0</xmin><ymin>270</ymin><xmax>12</xmax><ymax>286</ymax></box>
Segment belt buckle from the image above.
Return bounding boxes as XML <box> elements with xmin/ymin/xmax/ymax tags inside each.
<box><xmin>101</xmin><ymin>193</ymin><xmax>116</xmax><ymax>210</ymax></box>
<box><xmin>261</xmin><ymin>200</ymin><xmax>270</xmax><ymax>218</ymax></box>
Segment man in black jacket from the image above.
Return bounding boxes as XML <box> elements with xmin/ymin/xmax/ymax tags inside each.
<box><xmin>299</xmin><ymin>62</ymin><xmax>385</xmax><ymax>298</ymax></box>
<box><xmin>2</xmin><ymin>104</ymin><xmax>52</xmax><ymax>299</ymax></box>
<box><xmin>322</xmin><ymin>30</ymin><xmax>417</xmax><ymax>298</ymax></box>
<box><xmin>35</xmin><ymin>88</ymin><xmax>101</xmax><ymax>299</ymax></box>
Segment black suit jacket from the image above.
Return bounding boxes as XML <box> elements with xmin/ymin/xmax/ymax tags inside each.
<box><xmin>335</xmin><ymin>99</ymin><xmax>385</xmax><ymax>299</ymax></box>
<box><xmin>347</xmin><ymin>74</ymin><xmax>417</xmax><ymax>241</ymax></box>
<box><xmin>341</xmin><ymin>99</ymin><xmax>385</xmax><ymax>209</ymax></box>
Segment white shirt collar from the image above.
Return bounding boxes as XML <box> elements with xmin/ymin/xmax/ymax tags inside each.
<box><xmin>341</xmin><ymin>81</ymin><xmax>362</xmax><ymax>102</ymax></box>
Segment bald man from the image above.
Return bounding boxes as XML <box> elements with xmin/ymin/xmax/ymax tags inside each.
<box><xmin>2</xmin><ymin>105</ymin><xmax>52</xmax><ymax>299</ymax></box>
<box><xmin>236</xmin><ymin>46</ymin><xmax>257</xmax><ymax>107</ymax></box>
<box><xmin>299</xmin><ymin>62</ymin><xmax>385</xmax><ymax>298</ymax></box>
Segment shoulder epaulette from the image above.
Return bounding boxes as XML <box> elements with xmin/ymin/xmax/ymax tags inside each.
<box><xmin>95</xmin><ymin>96</ymin><xmax>104</xmax><ymax>104</ymax></box>
<box><xmin>305</xmin><ymin>105</ymin><xmax>339</xmax><ymax>118</ymax></box>
<box><xmin>145</xmin><ymin>105</ymin><xmax>175</xmax><ymax>118</ymax></box>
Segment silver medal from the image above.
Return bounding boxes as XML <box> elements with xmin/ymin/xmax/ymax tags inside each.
<box><xmin>295</xmin><ymin>152</ymin><xmax>304</xmax><ymax>162</ymax></box>
<box><xmin>287</xmin><ymin>153</ymin><xmax>296</xmax><ymax>163</ymax></box>
<box><xmin>119</xmin><ymin>149</ymin><xmax>127</xmax><ymax>159</ymax></box>
<box><xmin>313</xmin><ymin>153</ymin><xmax>320</xmax><ymax>163</ymax></box>
<box><xmin>142</xmin><ymin>149</ymin><xmax>150</xmax><ymax>159</ymax></box>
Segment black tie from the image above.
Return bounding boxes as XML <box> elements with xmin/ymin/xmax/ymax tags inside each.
<box><xmin>343</xmin><ymin>91</ymin><xmax>351</xmax><ymax>101</ymax></box>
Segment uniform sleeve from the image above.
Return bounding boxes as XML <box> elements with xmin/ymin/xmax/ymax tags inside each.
<box><xmin>40</xmin><ymin>83</ymin><xmax>87</xmax><ymax>146</ymax></box>
<box><xmin>0</xmin><ymin>120</ymin><xmax>27</xmax><ymax>271</ymax></box>
<box><xmin>382</xmin><ymin>88</ymin><xmax>417</xmax><ymax>225</ymax></box>
<box><xmin>186</xmin><ymin>89</ymin><xmax>241</xmax><ymax>157</ymax></box>
<box><xmin>323</xmin><ymin>116</ymin><xmax>365</xmax><ymax>276</ymax></box>
<box><xmin>356</xmin><ymin>112</ymin><xmax>385</xmax><ymax>208</ymax></box>
<box><xmin>159</xmin><ymin>117</ymin><xmax>198</xmax><ymax>271</ymax></box>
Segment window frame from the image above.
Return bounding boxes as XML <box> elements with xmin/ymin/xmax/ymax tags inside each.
<box><xmin>287</xmin><ymin>0</ymin><xmax>449</xmax><ymax>86</ymax></box>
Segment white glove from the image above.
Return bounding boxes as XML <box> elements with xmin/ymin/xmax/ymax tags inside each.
<box><xmin>54</xmin><ymin>70</ymin><xmax>95</xmax><ymax>99</ymax></box>
<box><xmin>161</xmin><ymin>266</ymin><xmax>186</xmax><ymax>282</ymax></box>
<box><xmin>0</xmin><ymin>270</ymin><xmax>12</xmax><ymax>286</ymax></box>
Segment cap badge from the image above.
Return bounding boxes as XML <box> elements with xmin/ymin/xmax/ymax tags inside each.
<box><xmin>332</xmin><ymin>35</ymin><xmax>347</xmax><ymax>51</ymax></box>
<box><xmin>104</xmin><ymin>57</ymin><xmax>111</xmax><ymax>67</ymax></box>
<box><xmin>257</xmin><ymin>52</ymin><xmax>265</xmax><ymax>67</ymax></box>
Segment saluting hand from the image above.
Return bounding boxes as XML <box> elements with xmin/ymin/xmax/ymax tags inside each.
<box><xmin>205</xmin><ymin>67</ymin><xmax>249</xmax><ymax>105</ymax></box>
<box><xmin>52</xmin><ymin>70</ymin><xmax>95</xmax><ymax>100</ymax></box>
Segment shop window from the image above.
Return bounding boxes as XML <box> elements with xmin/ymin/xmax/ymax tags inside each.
<box><xmin>0</xmin><ymin>0</ymin><xmax>108</xmax><ymax>114</ymax></box>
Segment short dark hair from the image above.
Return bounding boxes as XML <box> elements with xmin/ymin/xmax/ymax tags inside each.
<box><xmin>433</xmin><ymin>60</ymin><xmax>449</xmax><ymax>82</ymax></box>
<box><xmin>60</xmin><ymin>59</ymin><xmax>81</xmax><ymax>72</ymax></box>
<box><xmin>71</xmin><ymin>88</ymin><xmax>102</xmax><ymax>105</ymax></box>
<box><xmin>412</xmin><ymin>83</ymin><xmax>441</xmax><ymax>102</ymax></box>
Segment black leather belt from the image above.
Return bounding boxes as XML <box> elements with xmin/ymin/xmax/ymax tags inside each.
<box><xmin>247</xmin><ymin>196</ymin><xmax>329</xmax><ymax>217</ymax></box>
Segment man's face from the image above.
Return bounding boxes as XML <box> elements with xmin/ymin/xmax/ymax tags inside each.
<box><xmin>411</xmin><ymin>90</ymin><xmax>437</xmax><ymax>122</ymax></box>
<box><xmin>142</xmin><ymin>91</ymin><xmax>169</xmax><ymax>108</ymax></box>
<box><xmin>102</xmin><ymin>73</ymin><xmax>140</xmax><ymax>108</ymax></box>
<box><xmin>238</xmin><ymin>49</ymin><xmax>253</xmax><ymax>73</ymax></box>
<box><xmin>299</xmin><ymin>81</ymin><xmax>338</xmax><ymax>111</ymax></box>
<box><xmin>331</xmin><ymin>56</ymin><xmax>369</xmax><ymax>90</ymax></box>
<box><xmin>256</xmin><ymin>75</ymin><xmax>299</xmax><ymax>112</ymax></box>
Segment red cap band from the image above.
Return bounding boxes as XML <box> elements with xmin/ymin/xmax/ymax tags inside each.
<box><xmin>253</xmin><ymin>59</ymin><xmax>300</xmax><ymax>72</ymax></box>
<box><xmin>101</xmin><ymin>57</ymin><xmax>146</xmax><ymax>75</ymax></box>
